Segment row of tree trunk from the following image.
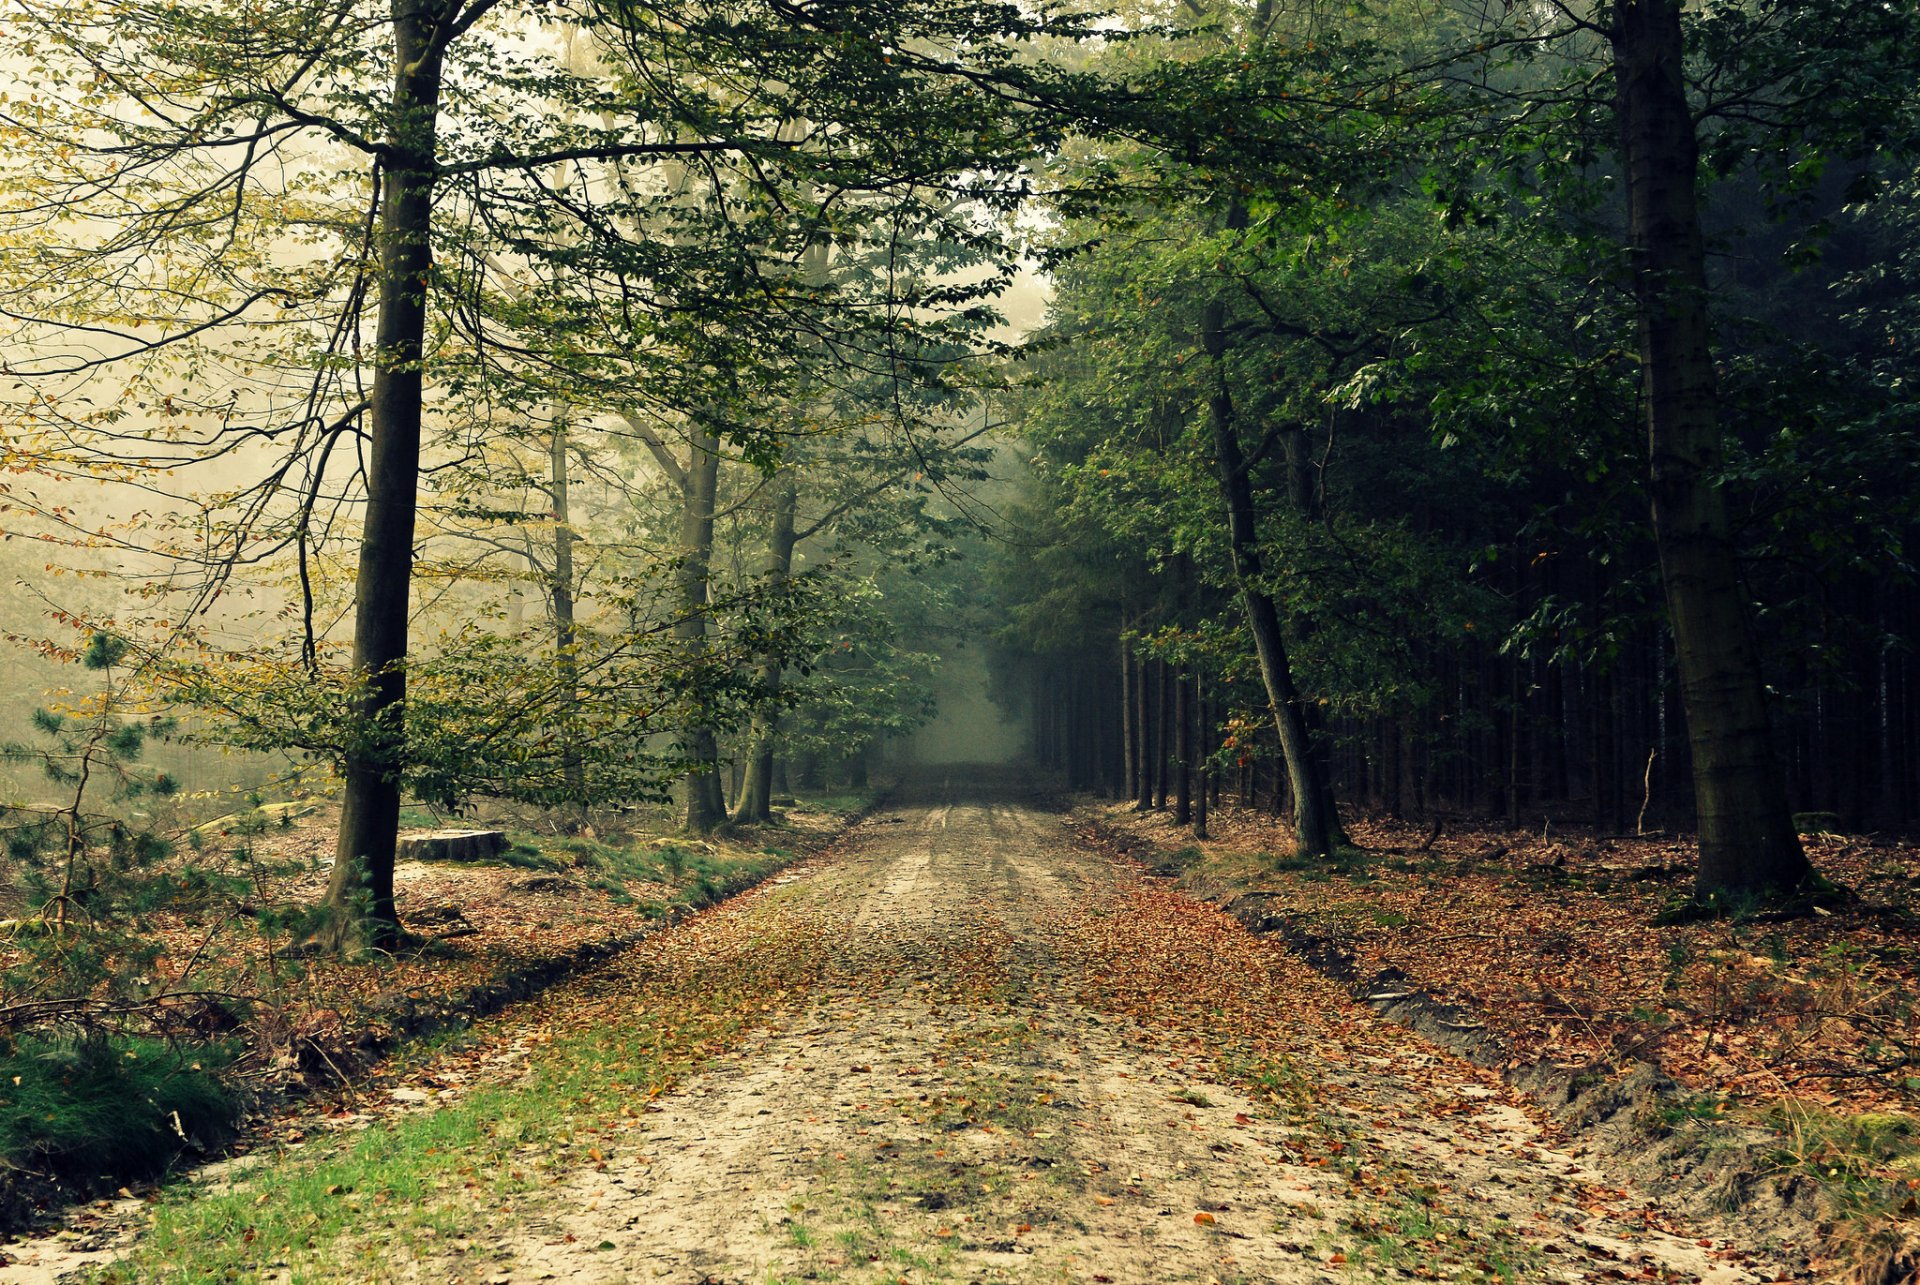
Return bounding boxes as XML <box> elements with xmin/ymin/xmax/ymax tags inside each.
<box><xmin>1022</xmin><ymin>573</ymin><xmax>1920</xmax><ymax>845</ymax></box>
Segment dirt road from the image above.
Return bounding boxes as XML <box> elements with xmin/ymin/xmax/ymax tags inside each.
<box><xmin>408</xmin><ymin>777</ymin><xmax>1767</xmax><ymax>1285</ymax></box>
<box><xmin>17</xmin><ymin>776</ymin><xmax>1780</xmax><ymax>1283</ymax></box>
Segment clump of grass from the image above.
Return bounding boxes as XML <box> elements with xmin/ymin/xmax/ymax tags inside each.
<box><xmin>0</xmin><ymin>1033</ymin><xmax>239</xmax><ymax>1179</ymax></box>
<box><xmin>792</xmin><ymin>792</ymin><xmax>873</xmax><ymax>816</ymax></box>
<box><xmin>1262</xmin><ymin>846</ymin><xmax>1374</xmax><ymax>881</ymax></box>
<box><xmin>1769</xmin><ymin>1103</ymin><xmax>1920</xmax><ymax>1197</ymax></box>
<box><xmin>517</xmin><ymin>832</ymin><xmax>787</xmax><ymax>912</ymax></box>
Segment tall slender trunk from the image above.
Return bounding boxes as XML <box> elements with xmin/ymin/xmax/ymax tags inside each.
<box><xmin>1134</xmin><ymin>649</ymin><xmax>1154</xmax><ymax>811</ymax></box>
<box><xmin>322</xmin><ymin>0</ymin><xmax>450</xmax><ymax>950</ymax></box>
<box><xmin>1154</xmin><ymin>658</ymin><xmax>1171</xmax><ymax>810</ymax></box>
<box><xmin>549</xmin><ymin>414</ymin><xmax>586</xmax><ymax>828</ymax></box>
<box><xmin>1203</xmin><ymin>295</ymin><xmax>1346</xmax><ymax>859</ymax></box>
<box><xmin>1612</xmin><ymin>0</ymin><xmax>1810</xmax><ymax>898</ymax></box>
<box><xmin>1174</xmin><ymin>662</ymin><xmax>1193</xmax><ymax>825</ymax></box>
<box><xmin>678</xmin><ymin>422</ymin><xmax>727</xmax><ymax>834</ymax></box>
<box><xmin>1193</xmin><ymin>675</ymin><xmax>1210</xmax><ymax>840</ymax></box>
<box><xmin>737</xmin><ymin>475</ymin><xmax>798</xmax><ymax>824</ymax></box>
<box><xmin>1120</xmin><ymin>628</ymin><xmax>1137</xmax><ymax>803</ymax></box>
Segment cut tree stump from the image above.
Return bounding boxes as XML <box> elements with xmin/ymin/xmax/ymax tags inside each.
<box><xmin>397</xmin><ymin>829</ymin><xmax>507</xmax><ymax>863</ymax></box>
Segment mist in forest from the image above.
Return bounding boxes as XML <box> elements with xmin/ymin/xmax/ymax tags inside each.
<box><xmin>899</xmin><ymin>645</ymin><xmax>1026</xmax><ymax>766</ymax></box>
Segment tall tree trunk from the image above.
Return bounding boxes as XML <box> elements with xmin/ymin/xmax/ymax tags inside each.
<box><xmin>1134</xmin><ymin>649</ymin><xmax>1154</xmax><ymax>811</ymax></box>
<box><xmin>1174</xmin><ymin>661</ymin><xmax>1193</xmax><ymax>825</ymax></box>
<box><xmin>678</xmin><ymin>422</ymin><xmax>727</xmax><ymax>834</ymax></box>
<box><xmin>1612</xmin><ymin>0</ymin><xmax>1810</xmax><ymax>899</ymax></box>
<box><xmin>737</xmin><ymin>475</ymin><xmax>798</xmax><ymax>824</ymax></box>
<box><xmin>1193</xmin><ymin>675</ymin><xmax>1210</xmax><ymax>840</ymax></box>
<box><xmin>321</xmin><ymin>0</ymin><xmax>450</xmax><ymax>951</ymax></box>
<box><xmin>550</xmin><ymin>414</ymin><xmax>586</xmax><ymax>830</ymax></box>
<box><xmin>1203</xmin><ymin>296</ymin><xmax>1346</xmax><ymax>859</ymax></box>
<box><xmin>1154</xmin><ymin>658</ymin><xmax>1171</xmax><ymax>810</ymax></box>
<box><xmin>1120</xmin><ymin>628</ymin><xmax>1137</xmax><ymax>803</ymax></box>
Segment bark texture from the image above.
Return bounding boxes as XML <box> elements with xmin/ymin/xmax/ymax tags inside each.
<box><xmin>322</xmin><ymin>0</ymin><xmax>451</xmax><ymax>949</ymax></box>
<box><xmin>1203</xmin><ymin>296</ymin><xmax>1346</xmax><ymax>859</ymax></box>
<box><xmin>736</xmin><ymin>475</ymin><xmax>799</xmax><ymax>824</ymax></box>
<box><xmin>1611</xmin><ymin>0</ymin><xmax>1811</xmax><ymax>898</ymax></box>
<box><xmin>678</xmin><ymin>422</ymin><xmax>728</xmax><ymax>834</ymax></box>
<box><xmin>550</xmin><ymin>416</ymin><xmax>586</xmax><ymax>825</ymax></box>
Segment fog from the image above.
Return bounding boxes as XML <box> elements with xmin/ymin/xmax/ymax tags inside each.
<box><xmin>897</xmin><ymin>645</ymin><xmax>1027</xmax><ymax>766</ymax></box>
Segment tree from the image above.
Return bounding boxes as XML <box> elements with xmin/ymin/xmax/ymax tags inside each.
<box><xmin>1514</xmin><ymin>0</ymin><xmax>1920</xmax><ymax>897</ymax></box>
<box><xmin>1607</xmin><ymin>0</ymin><xmax>1809</xmax><ymax>898</ymax></box>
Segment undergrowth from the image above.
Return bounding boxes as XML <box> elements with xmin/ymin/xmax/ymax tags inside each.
<box><xmin>1769</xmin><ymin>1102</ymin><xmax>1920</xmax><ymax>1204</ymax></box>
<box><xmin>0</xmin><ymin>1034</ymin><xmax>239</xmax><ymax>1179</ymax></box>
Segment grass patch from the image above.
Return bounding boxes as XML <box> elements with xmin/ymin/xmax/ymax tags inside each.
<box><xmin>1769</xmin><ymin>1103</ymin><xmax>1920</xmax><ymax>1199</ymax></box>
<box><xmin>0</xmin><ymin>1034</ymin><xmax>239</xmax><ymax>1180</ymax></box>
<box><xmin>1260</xmin><ymin>846</ymin><xmax>1375</xmax><ymax>881</ymax></box>
<box><xmin>529</xmin><ymin>835</ymin><xmax>787</xmax><ymax>906</ymax></box>
<box><xmin>791</xmin><ymin>792</ymin><xmax>874</xmax><ymax>816</ymax></box>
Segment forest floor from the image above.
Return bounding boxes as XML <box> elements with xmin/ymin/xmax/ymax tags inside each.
<box><xmin>1085</xmin><ymin>799</ymin><xmax>1920</xmax><ymax>1282</ymax></box>
<box><xmin>9</xmin><ymin>772</ymin><xmax>1803</xmax><ymax>1283</ymax></box>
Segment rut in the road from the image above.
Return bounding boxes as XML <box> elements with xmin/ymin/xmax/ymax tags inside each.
<box><xmin>391</xmin><ymin>788</ymin><xmax>1766</xmax><ymax>1285</ymax></box>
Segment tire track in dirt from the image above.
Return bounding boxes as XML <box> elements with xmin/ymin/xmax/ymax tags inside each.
<box><xmin>395</xmin><ymin>775</ymin><xmax>1773</xmax><ymax>1285</ymax></box>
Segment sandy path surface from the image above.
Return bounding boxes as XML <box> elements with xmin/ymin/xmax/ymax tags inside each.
<box><xmin>409</xmin><ymin>778</ymin><xmax>1769</xmax><ymax>1285</ymax></box>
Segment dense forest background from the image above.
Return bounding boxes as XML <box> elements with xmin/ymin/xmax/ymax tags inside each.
<box><xmin>995</xmin><ymin>162</ymin><xmax>1920</xmax><ymax>834</ymax></box>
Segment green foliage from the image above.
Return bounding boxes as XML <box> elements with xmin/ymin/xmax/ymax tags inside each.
<box><xmin>780</xmin><ymin>575</ymin><xmax>941</xmax><ymax>769</ymax></box>
<box><xmin>1768</xmin><ymin>1104</ymin><xmax>1920</xmax><ymax>1208</ymax></box>
<box><xmin>154</xmin><ymin>569</ymin><xmax>823</xmax><ymax>815</ymax></box>
<box><xmin>0</xmin><ymin>655</ymin><xmax>189</xmax><ymax>1004</ymax></box>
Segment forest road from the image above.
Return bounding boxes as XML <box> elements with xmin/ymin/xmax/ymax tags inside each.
<box><xmin>415</xmin><ymin>774</ymin><xmax>1768</xmax><ymax>1285</ymax></box>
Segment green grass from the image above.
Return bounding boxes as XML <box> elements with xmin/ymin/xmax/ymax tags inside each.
<box><xmin>1768</xmin><ymin>1104</ymin><xmax>1920</xmax><ymax>1198</ymax></box>
<box><xmin>0</xmin><ymin>1034</ymin><xmax>239</xmax><ymax>1180</ymax></box>
<box><xmin>93</xmin><ymin>1012</ymin><xmax>751</xmax><ymax>1280</ymax></box>
<box><xmin>537</xmin><ymin>834</ymin><xmax>782</xmax><ymax>898</ymax></box>
<box><xmin>790</xmin><ymin>791</ymin><xmax>874</xmax><ymax>816</ymax></box>
<box><xmin>1257</xmin><ymin>846</ymin><xmax>1398</xmax><ymax>882</ymax></box>
<box><xmin>88</xmin><ymin>874</ymin><xmax>846</xmax><ymax>1282</ymax></box>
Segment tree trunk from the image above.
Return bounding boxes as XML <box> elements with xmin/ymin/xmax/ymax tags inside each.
<box><xmin>1154</xmin><ymin>658</ymin><xmax>1171</xmax><ymax>810</ymax></box>
<box><xmin>550</xmin><ymin>414</ymin><xmax>586</xmax><ymax>829</ymax></box>
<box><xmin>1193</xmin><ymin>676</ymin><xmax>1210</xmax><ymax>840</ymax></box>
<box><xmin>1203</xmin><ymin>295</ymin><xmax>1346</xmax><ymax>859</ymax></box>
<box><xmin>736</xmin><ymin>475</ymin><xmax>798</xmax><ymax>824</ymax></box>
<box><xmin>1611</xmin><ymin>0</ymin><xmax>1810</xmax><ymax>899</ymax></box>
<box><xmin>1174</xmin><ymin>662</ymin><xmax>1192</xmax><ymax>825</ymax></box>
<box><xmin>1134</xmin><ymin>647</ymin><xmax>1154</xmax><ymax>810</ymax></box>
<box><xmin>678</xmin><ymin>422</ymin><xmax>728</xmax><ymax>834</ymax></box>
<box><xmin>321</xmin><ymin>0</ymin><xmax>450</xmax><ymax>951</ymax></box>
<box><xmin>1120</xmin><ymin>630</ymin><xmax>1137</xmax><ymax>803</ymax></box>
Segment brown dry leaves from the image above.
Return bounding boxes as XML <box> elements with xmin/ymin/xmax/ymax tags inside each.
<box><xmin>1095</xmin><ymin>803</ymin><xmax>1920</xmax><ymax>1115</ymax></box>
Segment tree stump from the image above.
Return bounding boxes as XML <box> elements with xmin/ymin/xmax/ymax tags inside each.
<box><xmin>397</xmin><ymin>829</ymin><xmax>507</xmax><ymax>862</ymax></box>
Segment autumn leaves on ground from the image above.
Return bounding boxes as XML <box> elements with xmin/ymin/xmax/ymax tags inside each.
<box><xmin>7</xmin><ymin>775</ymin><xmax>1800</xmax><ymax>1284</ymax></box>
